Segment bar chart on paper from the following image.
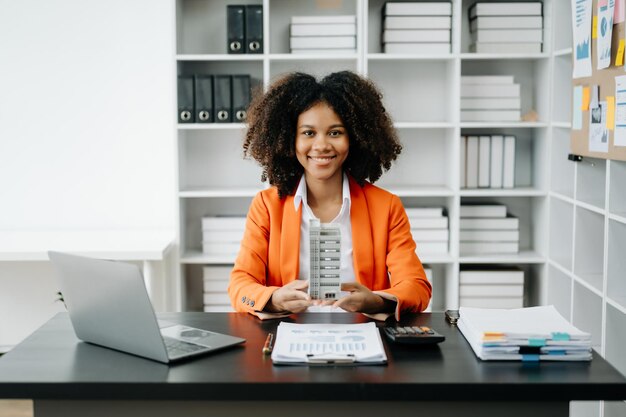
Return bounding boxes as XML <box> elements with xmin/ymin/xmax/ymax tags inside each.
<box><xmin>271</xmin><ymin>322</ymin><xmax>387</xmax><ymax>364</ymax></box>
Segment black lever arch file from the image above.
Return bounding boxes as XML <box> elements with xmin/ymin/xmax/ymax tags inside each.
<box><xmin>227</xmin><ymin>5</ymin><xmax>245</xmax><ymax>54</ymax></box>
<box><xmin>177</xmin><ymin>75</ymin><xmax>194</xmax><ymax>123</ymax></box>
<box><xmin>214</xmin><ymin>75</ymin><xmax>232</xmax><ymax>123</ymax></box>
<box><xmin>194</xmin><ymin>75</ymin><xmax>214</xmax><ymax>123</ymax></box>
<box><xmin>231</xmin><ymin>75</ymin><xmax>251</xmax><ymax>122</ymax></box>
<box><xmin>245</xmin><ymin>5</ymin><xmax>263</xmax><ymax>53</ymax></box>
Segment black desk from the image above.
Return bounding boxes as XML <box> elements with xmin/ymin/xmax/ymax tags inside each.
<box><xmin>0</xmin><ymin>312</ymin><xmax>624</xmax><ymax>417</ymax></box>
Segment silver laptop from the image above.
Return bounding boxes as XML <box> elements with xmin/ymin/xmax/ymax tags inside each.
<box><xmin>48</xmin><ymin>251</ymin><xmax>245</xmax><ymax>363</ymax></box>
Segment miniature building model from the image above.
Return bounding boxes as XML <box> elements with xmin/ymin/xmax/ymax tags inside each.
<box><xmin>309</xmin><ymin>219</ymin><xmax>341</xmax><ymax>300</ymax></box>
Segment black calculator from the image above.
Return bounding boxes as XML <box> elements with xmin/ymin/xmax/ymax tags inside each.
<box><xmin>383</xmin><ymin>325</ymin><xmax>445</xmax><ymax>345</ymax></box>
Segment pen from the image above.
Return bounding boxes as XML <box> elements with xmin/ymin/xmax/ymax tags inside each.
<box><xmin>262</xmin><ymin>333</ymin><xmax>274</xmax><ymax>355</ymax></box>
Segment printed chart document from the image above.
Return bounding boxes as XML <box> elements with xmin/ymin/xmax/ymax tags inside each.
<box><xmin>458</xmin><ymin>305</ymin><xmax>592</xmax><ymax>361</ymax></box>
<box><xmin>597</xmin><ymin>0</ymin><xmax>615</xmax><ymax>69</ymax></box>
<box><xmin>271</xmin><ymin>322</ymin><xmax>387</xmax><ymax>365</ymax></box>
<box><xmin>572</xmin><ymin>0</ymin><xmax>593</xmax><ymax>78</ymax></box>
<box><xmin>589</xmin><ymin>101</ymin><xmax>610</xmax><ymax>152</ymax></box>
<box><xmin>614</xmin><ymin>75</ymin><xmax>626</xmax><ymax>146</ymax></box>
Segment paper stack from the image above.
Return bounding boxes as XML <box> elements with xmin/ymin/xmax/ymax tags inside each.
<box><xmin>468</xmin><ymin>2</ymin><xmax>543</xmax><ymax>54</ymax></box>
<box><xmin>201</xmin><ymin>216</ymin><xmax>246</xmax><ymax>260</ymax></box>
<box><xmin>459</xmin><ymin>266</ymin><xmax>524</xmax><ymax>309</ymax></box>
<box><xmin>290</xmin><ymin>15</ymin><xmax>356</xmax><ymax>54</ymax></box>
<box><xmin>382</xmin><ymin>2</ymin><xmax>452</xmax><ymax>54</ymax></box>
<box><xmin>406</xmin><ymin>207</ymin><xmax>449</xmax><ymax>255</ymax></box>
<box><xmin>459</xmin><ymin>204</ymin><xmax>519</xmax><ymax>255</ymax></box>
<box><xmin>461</xmin><ymin>135</ymin><xmax>516</xmax><ymax>188</ymax></box>
<box><xmin>203</xmin><ymin>266</ymin><xmax>234</xmax><ymax>312</ymax></box>
<box><xmin>461</xmin><ymin>76</ymin><xmax>521</xmax><ymax>122</ymax></box>
<box><xmin>458</xmin><ymin>305</ymin><xmax>592</xmax><ymax>361</ymax></box>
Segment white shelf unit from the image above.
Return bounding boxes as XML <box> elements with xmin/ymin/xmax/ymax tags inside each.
<box><xmin>173</xmin><ymin>0</ymin><xmax>553</xmax><ymax>313</ymax></box>
<box><xmin>545</xmin><ymin>1</ymin><xmax>626</xmax><ymax>416</ymax></box>
<box><xmin>173</xmin><ymin>0</ymin><xmax>622</xmax><ymax>369</ymax></box>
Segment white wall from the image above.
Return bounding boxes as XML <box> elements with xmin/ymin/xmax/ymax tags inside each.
<box><xmin>0</xmin><ymin>0</ymin><xmax>176</xmax><ymax>231</ymax></box>
<box><xmin>0</xmin><ymin>0</ymin><xmax>176</xmax><ymax>347</ymax></box>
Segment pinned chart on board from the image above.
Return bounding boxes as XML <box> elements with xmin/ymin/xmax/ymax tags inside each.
<box><xmin>615</xmin><ymin>75</ymin><xmax>626</xmax><ymax>145</ymax></box>
<box><xmin>570</xmin><ymin>0</ymin><xmax>626</xmax><ymax>161</ymax></box>
<box><xmin>590</xmin><ymin>101</ymin><xmax>609</xmax><ymax>152</ymax></box>
<box><xmin>597</xmin><ymin>0</ymin><xmax>615</xmax><ymax>69</ymax></box>
<box><xmin>573</xmin><ymin>0</ymin><xmax>593</xmax><ymax>78</ymax></box>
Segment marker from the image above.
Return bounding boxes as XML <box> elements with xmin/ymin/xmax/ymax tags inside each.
<box><xmin>262</xmin><ymin>333</ymin><xmax>274</xmax><ymax>355</ymax></box>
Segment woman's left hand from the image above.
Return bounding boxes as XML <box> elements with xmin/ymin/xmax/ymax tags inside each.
<box><xmin>332</xmin><ymin>282</ymin><xmax>391</xmax><ymax>314</ymax></box>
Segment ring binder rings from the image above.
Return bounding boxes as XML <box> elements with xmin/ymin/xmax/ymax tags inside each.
<box><xmin>231</xmin><ymin>75</ymin><xmax>250</xmax><ymax>122</ymax></box>
<box><xmin>214</xmin><ymin>75</ymin><xmax>232</xmax><ymax>123</ymax></box>
<box><xmin>227</xmin><ymin>5</ymin><xmax>245</xmax><ymax>54</ymax></box>
<box><xmin>194</xmin><ymin>75</ymin><xmax>214</xmax><ymax>123</ymax></box>
<box><xmin>177</xmin><ymin>75</ymin><xmax>194</xmax><ymax>123</ymax></box>
<box><xmin>245</xmin><ymin>5</ymin><xmax>263</xmax><ymax>54</ymax></box>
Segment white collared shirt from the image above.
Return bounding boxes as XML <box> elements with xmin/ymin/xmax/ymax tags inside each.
<box><xmin>293</xmin><ymin>172</ymin><xmax>354</xmax><ymax>284</ymax></box>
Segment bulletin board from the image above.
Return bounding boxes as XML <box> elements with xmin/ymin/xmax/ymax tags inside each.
<box><xmin>571</xmin><ymin>0</ymin><xmax>626</xmax><ymax>162</ymax></box>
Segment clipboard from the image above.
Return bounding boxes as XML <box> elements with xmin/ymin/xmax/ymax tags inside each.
<box><xmin>270</xmin><ymin>322</ymin><xmax>388</xmax><ymax>366</ymax></box>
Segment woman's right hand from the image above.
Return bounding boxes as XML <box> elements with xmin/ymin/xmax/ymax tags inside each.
<box><xmin>264</xmin><ymin>280</ymin><xmax>312</xmax><ymax>313</ymax></box>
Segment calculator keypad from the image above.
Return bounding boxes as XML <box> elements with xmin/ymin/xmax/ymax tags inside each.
<box><xmin>383</xmin><ymin>326</ymin><xmax>445</xmax><ymax>345</ymax></box>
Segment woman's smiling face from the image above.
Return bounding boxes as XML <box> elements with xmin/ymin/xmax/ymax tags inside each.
<box><xmin>295</xmin><ymin>101</ymin><xmax>349</xmax><ymax>183</ymax></box>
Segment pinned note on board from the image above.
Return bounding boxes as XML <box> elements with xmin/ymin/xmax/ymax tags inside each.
<box><xmin>582</xmin><ymin>86</ymin><xmax>591</xmax><ymax>110</ymax></box>
<box><xmin>591</xmin><ymin>85</ymin><xmax>600</xmax><ymax>108</ymax></box>
<box><xmin>573</xmin><ymin>86</ymin><xmax>583</xmax><ymax>130</ymax></box>
<box><xmin>616</xmin><ymin>0</ymin><xmax>625</xmax><ymax>23</ymax></box>
<box><xmin>607</xmin><ymin>96</ymin><xmax>616</xmax><ymax>130</ymax></box>
<box><xmin>592</xmin><ymin>15</ymin><xmax>598</xmax><ymax>38</ymax></box>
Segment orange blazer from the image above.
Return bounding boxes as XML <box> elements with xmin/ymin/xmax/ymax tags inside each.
<box><xmin>228</xmin><ymin>175</ymin><xmax>432</xmax><ymax>318</ymax></box>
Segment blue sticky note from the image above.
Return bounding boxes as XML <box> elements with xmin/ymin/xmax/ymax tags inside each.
<box><xmin>573</xmin><ymin>86</ymin><xmax>583</xmax><ymax>130</ymax></box>
<box><xmin>522</xmin><ymin>354</ymin><xmax>540</xmax><ymax>362</ymax></box>
<box><xmin>552</xmin><ymin>332</ymin><xmax>571</xmax><ymax>341</ymax></box>
<box><xmin>529</xmin><ymin>338</ymin><xmax>546</xmax><ymax>347</ymax></box>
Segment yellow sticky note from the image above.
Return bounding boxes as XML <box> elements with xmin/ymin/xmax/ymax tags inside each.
<box><xmin>607</xmin><ymin>96</ymin><xmax>615</xmax><ymax>130</ymax></box>
<box><xmin>617</xmin><ymin>40</ymin><xmax>625</xmax><ymax>66</ymax></box>
<box><xmin>593</xmin><ymin>16</ymin><xmax>598</xmax><ymax>39</ymax></box>
<box><xmin>582</xmin><ymin>87</ymin><xmax>591</xmax><ymax>110</ymax></box>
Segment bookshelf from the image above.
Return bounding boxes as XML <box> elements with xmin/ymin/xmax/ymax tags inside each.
<box><xmin>545</xmin><ymin>1</ymin><xmax>626</xmax><ymax>416</ymax></box>
<box><xmin>174</xmin><ymin>0</ymin><xmax>560</xmax><ymax>310</ymax></box>
<box><xmin>174</xmin><ymin>2</ymin><xmax>625</xmax><ymax>413</ymax></box>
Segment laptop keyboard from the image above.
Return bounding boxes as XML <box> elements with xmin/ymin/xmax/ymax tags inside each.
<box><xmin>163</xmin><ymin>336</ymin><xmax>207</xmax><ymax>358</ymax></box>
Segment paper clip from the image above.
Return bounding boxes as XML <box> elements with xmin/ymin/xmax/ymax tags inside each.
<box><xmin>305</xmin><ymin>353</ymin><xmax>356</xmax><ymax>364</ymax></box>
<box><xmin>567</xmin><ymin>154</ymin><xmax>596</xmax><ymax>167</ymax></box>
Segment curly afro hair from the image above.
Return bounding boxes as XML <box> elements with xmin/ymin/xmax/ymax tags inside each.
<box><xmin>243</xmin><ymin>71</ymin><xmax>402</xmax><ymax>198</ymax></box>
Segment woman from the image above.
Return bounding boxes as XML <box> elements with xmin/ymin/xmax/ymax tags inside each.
<box><xmin>228</xmin><ymin>71</ymin><xmax>431</xmax><ymax>320</ymax></box>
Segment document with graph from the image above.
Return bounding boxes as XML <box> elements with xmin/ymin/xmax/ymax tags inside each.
<box><xmin>271</xmin><ymin>322</ymin><xmax>387</xmax><ymax>365</ymax></box>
